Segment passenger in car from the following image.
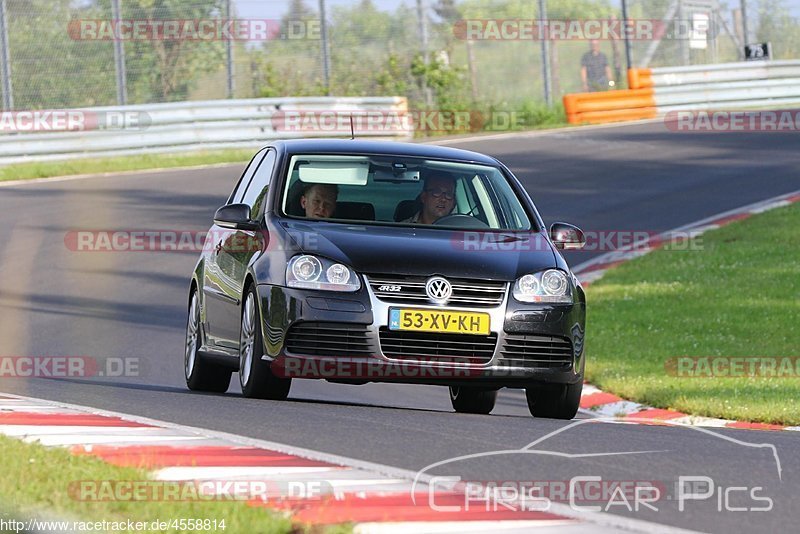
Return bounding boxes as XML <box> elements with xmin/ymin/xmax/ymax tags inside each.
<box><xmin>301</xmin><ymin>183</ymin><xmax>338</xmax><ymax>219</ymax></box>
<box><xmin>403</xmin><ymin>172</ymin><xmax>456</xmax><ymax>224</ymax></box>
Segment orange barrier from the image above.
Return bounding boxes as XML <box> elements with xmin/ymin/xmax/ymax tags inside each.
<box><xmin>563</xmin><ymin>86</ymin><xmax>656</xmax><ymax>125</ymax></box>
<box><xmin>628</xmin><ymin>68</ymin><xmax>653</xmax><ymax>90</ymax></box>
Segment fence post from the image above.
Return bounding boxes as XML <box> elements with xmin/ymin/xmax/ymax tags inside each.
<box><xmin>319</xmin><ymin>0</ymin><xmax>331</xmax><ymax>95</ymax></box>
<box><xmin>621</xmin><ymin>0</ymin><xmax>632</xmax><ymax>71</ymax></box>
<box><xmin>677</xmin><ymin>0</ymin><xmax>690</xmax><ymax>65</ymax></box>
<box><xmin>538</xmin><ymin>0</ymin><xmax>552</xmax><ymax>106</ymax></box>
<box><xmin>111</xmin><ymin>0</ymin><xmax>127</xmax><ymax>105</ymax></box>
<box><xmin>226</xmin><ymin>0</ymin><xmax>234</xmax><ymax>98</ymax></box>
<box><xmin>0</xmin><ymin>0</ymin><xmax>13</xmax><ymax>110</ymax></box>
<box><xmin>740</xmin><ymin>0</ymin><xmax>750</xmax><ymax>44</ymax></box>
<box><xmin>416</xmin><ymin>0</ymin><xmax>433</xmax><ymax>107</ymax></box>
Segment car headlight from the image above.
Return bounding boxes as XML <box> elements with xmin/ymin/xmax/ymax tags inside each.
<box><xmin>286</xmin><ymin>255</ymin><xmax>361</xmax><ymax>292</ymax></box>
<box><xmin>513</xmin><ymin>269</ymin><xmax>571</xmax><ymax>303</ymax></box>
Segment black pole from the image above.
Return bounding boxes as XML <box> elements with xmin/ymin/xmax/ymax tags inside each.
<box><xmin>111</xmin><ymin>0</ymin><xmax>127</xmax><ymax>105</ymax></box>
<box><xmin>740</xmin><ymin>0</ymin><xmax>750</xmax><ymax>45</ymax></box>
<box><xmin>0</xmin><ymin>0</ymin><xmax>13</xmax><ymax>110</ymax></box>
<box><xmin>621</xmin><ymin>0</ymin><xmax>633</xmax><ymax>70</ymax></box>
<box><xmin>538</xmin><ymin>0</ymin><xmax>552</xmax><ymax>105</ymax></box>
<box><xmin>318</xmin><ymin>0</ymin><xmax>331</xmax><ymax>95</ymax></box>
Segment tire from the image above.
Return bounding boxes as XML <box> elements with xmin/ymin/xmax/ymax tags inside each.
<box><xmin>449</xmin><ymin>386</ymin><xmax>497</xmax><ymax>414</ymax></box>
<box><xmin>239</xmin><ymin>285</ymin><xmax>291</xmax><ymax>400</ymax></box>
<box><xmin>185</xmin><ymin>289</ymin><xmax>231</xmax><ymax>393</ymax></box>
<box><xmin>525</xmin><ymin>382</ymin><xmax>582</xmax><ymax>420</ymax></box>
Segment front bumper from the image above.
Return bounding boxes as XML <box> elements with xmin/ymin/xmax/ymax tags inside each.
<box><xmin>256</xmin><ymin>279</ymin><xmax>585</xmax><ymax>388</ymax></box>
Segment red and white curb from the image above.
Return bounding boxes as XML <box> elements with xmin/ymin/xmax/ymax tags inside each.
<box><xmin>572</xmin><ymin>189</ymin><xmax>800</xmax><ymax>433</ymax></box>
<box><xmin>0</xmin><ymin>392</ymin><xmax>695</xmax><ymax>533</ymax></box>
<box><xmin>578</xmin><ymin>384</ymin><xmax>800</xmax><ymax>432</ymax></box>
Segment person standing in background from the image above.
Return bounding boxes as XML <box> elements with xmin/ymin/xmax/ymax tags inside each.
<box><xmin>581</xmin><ymin>39</ymin><xmax>615</xmax><ymax>92</ymax></box>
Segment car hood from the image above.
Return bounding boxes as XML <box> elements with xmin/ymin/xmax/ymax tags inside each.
<box><xmin>281</xmin><ymin>221</ymin><xmax>557</xmax><ymax>280</ymax></box>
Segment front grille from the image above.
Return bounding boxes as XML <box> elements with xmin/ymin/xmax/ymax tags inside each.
<box><xmin>379</xmin><ymin>327</ymin><xmax>497</xmax><ymax>364</ymax></box>
<box><xmin>499</xmin><ymin>335</ymin><xmax>573</xmax><ymax>368</ymax></box>
<box><xmin>367</xmin><ymin>274</ymin><xmax>506</xmax><ymax>307</ymax></box>
<box><xmin>285</xmin><ymin>322</ymin><xmax>373</xmax><ymax>357</ymax></box>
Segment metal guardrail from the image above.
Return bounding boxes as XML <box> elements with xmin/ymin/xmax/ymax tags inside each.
<box><xmin>0</xmin><ymin>97</ymin><xmax>412</xmax><ymax>165</ymax></box>
<box><xmin>564</xmin><ymin>60</ymin><xmax>800</xmax><ymax>125</ymax></box>
<box><xmin>640</xmin><ymin>60</ymin><xmax>800</xmax><ymax>113</ymax></box>
<box><xmin>636</xmin><ymin>60</ymin><xmax>800</xmax><ymax>88</ymax></box>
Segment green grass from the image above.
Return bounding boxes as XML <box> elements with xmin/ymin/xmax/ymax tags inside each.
<box><xmin>585</xmin><ymin>202</ymin><xmax>800</xmax><ymax>425</ymax></box>
<box><xmin>0</xmin><ymin>149</ymin><xmax>254</xmax><ymax>183</ymax></box>
<box><xmin>0</xmin><ymin>434</ymin><xmax>302</xmax><ymax>533</ymax></box>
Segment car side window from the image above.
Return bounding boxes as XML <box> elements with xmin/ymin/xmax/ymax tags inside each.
<box><xmin>229</xmin><ymin>148</ymin><xmax>268</xmax><ymax>204</ymax></box>
<box><xmin>241</xmin><ymin>149</ymin><xmax>277</xmax><ymax>219</ymax></box>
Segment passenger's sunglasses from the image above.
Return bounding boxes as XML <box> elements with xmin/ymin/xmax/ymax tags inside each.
<box><xmin>425</xmin><ymin>188</ymin><xmax>455</xmax><ymax>200</ymax></box>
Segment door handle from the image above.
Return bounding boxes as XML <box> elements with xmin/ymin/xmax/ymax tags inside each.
<box><xmin>215</xmin><ymin>241</ymin><xmax>223</xmax><ymax>254</ymax></box>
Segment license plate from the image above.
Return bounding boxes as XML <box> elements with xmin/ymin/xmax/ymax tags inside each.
<box><xmin>388</xmin><ymin>308</ymin><xmax>490</xmax><ymax>335</ymax></box>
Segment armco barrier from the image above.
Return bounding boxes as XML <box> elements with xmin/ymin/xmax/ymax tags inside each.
<box><xmin>564</xmin><ymin>59</ymin><xmax>800</xmax><ymax>124</ymax></box>
<box><xmin>628</xmin><ymin>60</ymin><xmax>800</xmax><ymax>89</ymax></box>
<box><xmin>0</xmin><ymin>97</ymin><xmax>411</xmax><ymax>165</ymax></box>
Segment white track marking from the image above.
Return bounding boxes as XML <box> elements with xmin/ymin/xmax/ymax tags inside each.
<box><xmin>0</xmin><ymin>391</ymin><xmax>702</xmax><ymax>534</ymax></box>
<box><xmin>154</xmin><ymin>466</ymin><xmax>342</xmax><ymax>481</ymax></box>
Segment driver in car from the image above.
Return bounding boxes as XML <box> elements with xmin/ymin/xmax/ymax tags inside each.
<box><xmin>403</xmin><ymin>172</ymin><xmax>456</xmax><ymax>224</ymax></box>
<box><xmin>301</xmin><ymin>183</ymin><xmax>338</xmax><ymax>219</ymax></box>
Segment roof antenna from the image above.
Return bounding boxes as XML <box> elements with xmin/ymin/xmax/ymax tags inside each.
<box><xmin>349</xmin><ymin>114</ymin><xmax>355</xmax><ymax>140</ymax></box>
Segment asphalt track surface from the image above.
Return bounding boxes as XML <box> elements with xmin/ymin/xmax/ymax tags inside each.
<box><xmin>0</xmin><ymin>122</ymin><xmax>798</xmax><ymax>532</ymax></box>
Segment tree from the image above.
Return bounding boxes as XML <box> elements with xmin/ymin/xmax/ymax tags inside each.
<box><xmin>756</xmin><ymin>0</ymin><xmax>800</xmax><ymax>59</ymax></box>
<box><xmin>327</xmin><ymin>0</ymin><xmax>399</xmax><ymax>95</ymax></box>
<box><xmin>283</xmin><ymin>0</ymin><xmax>316</xmax><ymax>26</ymax></box>
<box><xmin>120</xmin><ymin>0</ymin><xmax>226</xmax><ymax>102</ymax></box>
<box><xmin>433</xmin><ymin>0</ymin><xmax>461</xmax><ymax>23</ymax></box>
<box><xmin>6</xmin><ymin>0</ymin><xmax>115</xmax><ymax>108</ymax></box>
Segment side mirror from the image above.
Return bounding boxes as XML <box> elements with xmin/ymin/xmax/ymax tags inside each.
<box><xmin>214</xmin><ymin>203</ymin><xmax>259</xmax><ymax>231</ymax></box>
<box><xmin>550</xmin><ymin>222</ymin><xmax>586</xmax><ymax>250</ymax></box>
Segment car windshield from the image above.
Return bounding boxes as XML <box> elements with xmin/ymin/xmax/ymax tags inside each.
<box><xmin>280</xmin><ymin>154</ymin><xmax>533</xmax><ymax>231</ymax></box>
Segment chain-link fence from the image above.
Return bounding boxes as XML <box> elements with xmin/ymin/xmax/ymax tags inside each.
<box><xmin>0</xmin><ymin>0</ymin><xmax>797</xmax><ymax>112</ymax></box>
<box><xmin>622</xmin><ymin>0</ymin><xmax>791</xmax><ymax>70</ymax></box>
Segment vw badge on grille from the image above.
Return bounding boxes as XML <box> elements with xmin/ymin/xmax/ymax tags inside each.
<box><xmin>425</xmin><ymin>277</ymin><xmax>452</xmax><ymax>303</ymax></box>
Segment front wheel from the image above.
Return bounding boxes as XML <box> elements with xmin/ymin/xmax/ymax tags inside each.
<box><xmin>525</xmin><ymin>382</ymin><xmax>582</xmax><ymax>420</ymax></box>
<box><xmin>239</xmin><ymin>285</ymin><xmax>291</xmax><ymax>400</ymax></box>
<box><xmin>185</xmin><ymin>289</ymin><xmax>231</xmax><ymax>393</ymax></box>
<box><xmin>449</xmin><ymin>386</ymin><xmax>497</xmax><ymax>414</ymax></box>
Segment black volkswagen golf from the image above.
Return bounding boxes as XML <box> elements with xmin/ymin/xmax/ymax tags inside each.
<box><xmin>185</xmin><ymin>139</ymin><xmax>587</xmax><ymax>419</ymax></box>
